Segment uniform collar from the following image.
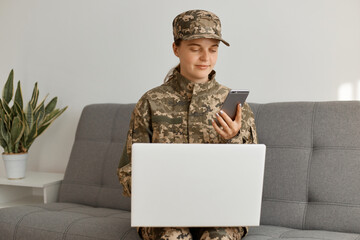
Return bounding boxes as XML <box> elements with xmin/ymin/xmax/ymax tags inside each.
<box><xmin>173</xmin><ymin>67</ymin><xmax>217</xmax><ymax>97</ymax></box>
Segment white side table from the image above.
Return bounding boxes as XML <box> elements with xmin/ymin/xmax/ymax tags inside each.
<box><xmin>0</xmin><ymin>171</ymin><xmax>64</xmax><ymax>208</ymax></box>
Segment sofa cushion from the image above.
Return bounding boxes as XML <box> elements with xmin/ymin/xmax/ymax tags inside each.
<box><xmin>0</xmin><ymin>203</ymin><xmax>141</xmax><ymax>240</ymax></box>
<box><xmin>245</xmin><ymin>225</ymin><xmax>360</xmax><ymax>240</ymax></box>
<box><xmin>249</xmin><ymin>101</ymin><xmax>360</xmax><ymax>234</ymax></box>
<box><xmin>59</xmin><ymin>104</ymin><xmax>136</xmax><ymax>211</ymax></box>
<box><xmin>249</xmin><ymin>102</ymin><xmax>315</xmax><ymax>229</ymax></box>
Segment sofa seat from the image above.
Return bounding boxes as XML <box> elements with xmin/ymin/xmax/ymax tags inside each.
<box><xmin>246</xmin><ymin>225</ymin><xmax>360</xmax><ymax>240</ymax></box>
<box><xmin>0</xmin><ymin>202</ymin><xmax>140</xmax><ymax>240</ymax></box>
<box><xmin>4</xmin><ymin>202</ymin><xmax>359</xmax><ymax>240</ymax></box>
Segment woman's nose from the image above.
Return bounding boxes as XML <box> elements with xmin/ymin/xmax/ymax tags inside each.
<box><xmin>200</xmin><ymin>51</ymin><xmax>209</xmax><ymax>61</ymax></box>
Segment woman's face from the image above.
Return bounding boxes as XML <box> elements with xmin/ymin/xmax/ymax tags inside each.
<box><xmin>173</xmin><ymin>38</ymin><xmax>219</xmax><ymax>83</ymax></box>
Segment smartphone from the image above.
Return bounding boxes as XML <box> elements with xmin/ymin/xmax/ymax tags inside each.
<box><xmin>220</xmin><ymin>90</ymin><xmax>249</xmax><ymax>120</ymax></box>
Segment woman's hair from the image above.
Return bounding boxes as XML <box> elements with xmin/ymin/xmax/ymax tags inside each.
<box><xmin>174</xmin><ymin>39</ymin><xmax>182</xmax><ymax>47</ymax></box>
<box><xmin>164</xmin><ymin>40</ymin><xmax>182</xmax><ymax>83</ymax></box>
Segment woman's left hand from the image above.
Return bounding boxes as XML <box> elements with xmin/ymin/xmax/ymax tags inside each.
<box><xmin>212</xmin><ymin>103</ymin><xmax>242</xmax><ymax>140</ymax></box>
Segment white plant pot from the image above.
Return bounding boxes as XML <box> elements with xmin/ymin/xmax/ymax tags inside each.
<box><xmin>2</xmin><ymin>153</ymin><xmax>28</xmax><ymax>179</ymax></box>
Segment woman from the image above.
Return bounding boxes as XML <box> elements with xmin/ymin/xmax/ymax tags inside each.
<box><xmin>118</xmin><ymin>9</ymin><xmax>258</xmax><ymax>240</ymax></box>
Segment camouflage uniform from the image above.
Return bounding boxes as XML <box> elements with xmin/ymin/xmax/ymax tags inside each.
<box><xmin>117</xmin><ymin>68</ymin><xmax>258</xmax><ymax>240</ymax></box>
<box><xmin>117</xmin><ymin>9</ymin><xmax>258</xmax><ymax>240</ymax></box>
<box><xmin>140</xmin><ymin>226</ymin><xmax>246</xmax><ymax>240</ymax></box>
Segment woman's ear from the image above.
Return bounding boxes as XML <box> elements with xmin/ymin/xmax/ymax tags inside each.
<box><xmin>172</xmin><ymin>42</ymin><xmax>179</xmax><ymax>57</ymax></box>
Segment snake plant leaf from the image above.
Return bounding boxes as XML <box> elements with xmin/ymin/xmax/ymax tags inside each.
<box><xmin>0</xmin><ymin>123</ymin><xmax>5</xmax><ymax>138</ymax></box>
<box><xmin>36</xmin><ymin>107</ymin><xmax>67</xmax><ymax>137</ymax></box>
<box><xmin>24</xmin><ymin>121</ymin><xmax>37</xmax><ymax>149</ymax></box>
<box><xmin>1</xmin><ymin>98</ymin><xmax>12</xmax><ymax>117</ymax></box>
<box><xmin>45</xmin><ymin>97</ymin><xmax>57</xmax><ymax>115</ymax></box>
<box><xmin>0</xmin><ymin>137</ymin><xmax>7</xmax><ymax>151</ymax></box>
<box><xmin>36</xmin><ymin>122</ymin><xmax>51</xmax><ymax>138</ymax></box>
<box><xmin>34</xmin><ymin>95</ymin><xmax>47</xmax><ymax>123</ymax></box>
<box><xmin>30</xmin><ymin>82</ymin><xmax>39</xmax><ymax>110</ymax></box>
<box><xmin>41</xmin><ymin>106</ymin><xmax>67</xmax><ymax>127</ymax></box>
<box><xmin>2</xmin><ymin>69</ymin><xmax>14</xmax><ymax>104</ymax></box>
<box><xmin>0</xmin><ymin>104</ymin><xmax>10</xmax><ymax>137</ymax></box>
<box><xmin>14</xmin><ymin>81</ymin><xmax>23</xmax><ymax>109</ymax></box>
<box><xmin>22</xmin><ymin>119</ymin><xmax>29</xmax><ymax>146</ymax></box>
<box><xmin>13</xmin><ymin>102</ymin><xmax>25</xmax><ymax>122</ymax></box>
<box><xmin>0</xmin><ymin>100</ymin><xmax>7</xmax><ymax>123</ymax></box>
<box><xmin>26</xmin><ymin>102</ymin><xmax>34</xmax><ymax>130</ymax></box>
<box><xmin>0</xmin><ymin>129</ymin><xmax>9</xmax><ymax>152</ymax></box>
<box><xmin>14</xmin><ymin>142</ymin><xmax>19</xmax><ymax>153</ymax></box>
<box><xmin>0</xmin><ymin>118</ymin><xmax>10</xmax><ymax>147</ymax></box>
<box><xmin>41</xmin><ymin>109</ymin><xmax>60</xmax><ymax>125</ymax></box>
<box><xmin>0</xmin><ymin>100</ymin><xmax>12</xmax><ymax>131</ymax></box>
<box><xmin>10</xmin><ymin>116</ymin><xmax>25</xmax><ymax>145</ymax></box>
<box><xmin>45</xmin><ymin>108</ymin><xmax>60</xmax><ymax>119</ymax></box>
<box><xmin>36</xmin><ymin>104</ymin><xmax>45</xmax><ymax>126</ymax></box>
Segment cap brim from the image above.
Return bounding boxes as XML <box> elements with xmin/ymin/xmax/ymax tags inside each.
<box><xmin>181</xmin><ymin>34</ymin><xmax>230</xmax><ymax>47</ymax></box>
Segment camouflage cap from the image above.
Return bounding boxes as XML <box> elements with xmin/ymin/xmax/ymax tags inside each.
<box><xmin>172</xmin><ymin>9</ymin><xmax>230</xmax><ymax>46</ymax></box>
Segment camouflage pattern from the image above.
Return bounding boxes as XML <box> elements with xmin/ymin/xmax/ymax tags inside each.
<box><xmin>139</xmin><ymin>226</ymin><xmax>246</xmax><ymax>240</ymax></box>
<box><xmin>117</xmin><ymin>67</ymin><xmax>257</xmax><ymax>239</ymax></box>
<box><xmin>173</xmin><ymin>9</ymin><xmax>230</xmax><ymax>46</ymax></box>
<box><xmin>118</xmin><ymin>66</ymin><xmax>257</xmax><ymax>194</ymax></box>
<box><xmin>140</xmin><ymin>227</ymin><xmax>192</xmax><ymax>240</ymax></box>
<box><xmin>117</xmin><ymin>68</ymin><xmax>258</xmax><ymax>197</ymax></box>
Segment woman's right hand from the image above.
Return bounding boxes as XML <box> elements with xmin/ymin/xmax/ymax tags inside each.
<box><xmin>212</xmin><ymin>103</ymin><xmax>242</xmax><ymax>140</ymax></box>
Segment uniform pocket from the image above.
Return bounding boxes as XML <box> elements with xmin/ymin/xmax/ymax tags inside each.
<box><xmin>152</xmin><ymin>115</ymin><xmax>184</xmax><ymax>143</ymax></box>
<box><xmin>152</xmin><ymin>115</ymin><xmax>182</xmax><ymax>124</ymax></box>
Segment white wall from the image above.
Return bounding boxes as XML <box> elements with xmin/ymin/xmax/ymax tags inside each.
<box><xmin>0</xmin><ymin>0</ymin><xmax>359</xmax><ymax>175</ymax></box>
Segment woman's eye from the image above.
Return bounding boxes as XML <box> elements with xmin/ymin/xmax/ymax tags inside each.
<box><xmin>210</xmin><ymin>48</ymin><xmax>218</xmax><ymax>53</ymax></box>
<box><xmin>190</xmin><ymin>48</ymin><xmax>200</xmax><ymax>52</ymax></box>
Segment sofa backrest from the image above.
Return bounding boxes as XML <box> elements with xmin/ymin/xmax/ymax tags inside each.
<box><xmin>59</xmin><ymin>103</ymin><xmax>135</xmax><ymax>211</ymax></box>
<box><xmin>59</xmin><ymin>102</ymin><xmax>360</xmax><ymax>233</ymax></box>
<box><xmin>250</xmin><ymin>101</ymin><xmax>360</xmax><ymax>234</ymax></box>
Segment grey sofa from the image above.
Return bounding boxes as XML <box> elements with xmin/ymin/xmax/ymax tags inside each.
<box><xmin>1</xmin><ymin>101</ymin><xmax>360</xmax><ymax>240</ymax></box>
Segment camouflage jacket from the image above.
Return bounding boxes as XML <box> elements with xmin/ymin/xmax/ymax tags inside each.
<box><xmin>117</xmin><ymin>68</ymin><xmax>258</xmax><ymax>197</ymax></box>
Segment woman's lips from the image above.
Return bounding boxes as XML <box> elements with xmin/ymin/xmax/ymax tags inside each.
<box><xmin>196</xmin><ymin>65</ymin><xmax>210</xmax><ymax>70</ymax></box>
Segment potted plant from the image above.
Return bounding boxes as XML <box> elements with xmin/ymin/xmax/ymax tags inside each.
<box><xmin>0</xmin><ymin>69</ymin><xmax>67</xmax><ymax>179</ymax></box>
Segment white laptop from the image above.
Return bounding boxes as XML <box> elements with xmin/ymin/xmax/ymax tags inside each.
<box><xmin>131</xmin><ymin>143</ymin><xmax>266</xmax><ymax>227</ymax></box>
